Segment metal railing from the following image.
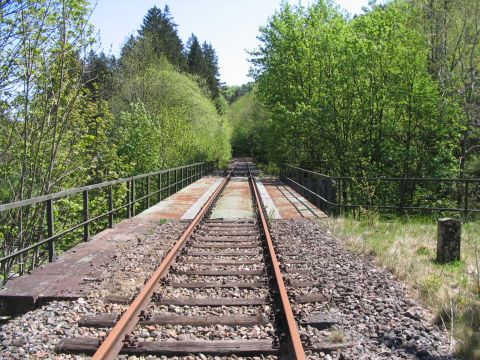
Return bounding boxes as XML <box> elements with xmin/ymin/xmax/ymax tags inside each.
<box><xmin>0</xmin><ymin>162</ymin><xmax>215</xmax><ymax>281</ymax></box>
<box><xmin>281</xmin><ymin>164</ymin><xmax>480</xmax><ymax>216</ymax></box>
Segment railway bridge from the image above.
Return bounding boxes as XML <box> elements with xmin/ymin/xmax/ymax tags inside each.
<box><xmin>0</xmin><ymin>160</ymin><xmax>453</xmax><ymax>359</ymax></box>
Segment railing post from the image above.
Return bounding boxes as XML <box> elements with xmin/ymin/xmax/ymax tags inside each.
<box><xmin>338</xmin><ymin>178</ymin><xmax>343</xmax><ymax>215</ymax></box>
<box><xmin>108</xmin><ymin>185</ymin><xmax>114</xmax><ymax>228</ymax></box>
<box><xmin>131</xmin><ymin>178</ymin><xmax>136</xmax><ymax>217</ymax></box>
<box><xmin>126</xmin><ymin>180</ymin><xmax>131</xmax><ymax>218</ymax></box>
<box><xmin>175</xmin><ymin>169</ymin><xmax>178</xmax><ymax>193</ymax></box>
<box><xmin>157</xmin><ymin>173</ymin><xmax>162</xmax><ymax>203</ymax></box>
<box><xmin>465</xmin><ymin>180</ymin><xmax>469</xmax><ymax>214</ymax></box>
<box><xmin>83</xmin><ymin>190</ymin><xmax>90</xmax><ymax>242</ymax></box>
<box><xmin>146</xmin><ymin>176</ymin><xmax>151</xmax><ymax>209</ymax></box>
<box><xmin>168</xmin><ymin>170</ymin><xmax>172</xmax><ymax>196</ymax></box>
<box><xmin>46</xmin><ymin>199</ymin><xmax>56</xmax><ymax>262</ymax></box>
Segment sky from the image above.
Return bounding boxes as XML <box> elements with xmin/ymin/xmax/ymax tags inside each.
<box><xmin>89</xmin><ymin>0</ymin><xmax>372</xmax><ymax>86</ymax></box>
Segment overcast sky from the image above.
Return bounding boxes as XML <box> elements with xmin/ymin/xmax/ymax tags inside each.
<box><xmin>89</xmin><ymin>0</ymin><xmax>373</xmax><ymax>86</ymax></box>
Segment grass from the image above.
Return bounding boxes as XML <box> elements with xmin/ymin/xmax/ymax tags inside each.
<box><xmin>328</xmin><ymin>330</ymin><xmax>346</xmax><ymax>343</ymax></box>
<box><xmin>326</xmin><ymin>214</ymin><xmax>480</xmax><ymax>358</ymax></box>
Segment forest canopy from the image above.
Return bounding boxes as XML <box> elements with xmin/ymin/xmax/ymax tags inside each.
<box><xmin>231</xmin><ymin>0</ymin><xmax>480</xmax><ymax>181</ymax></box>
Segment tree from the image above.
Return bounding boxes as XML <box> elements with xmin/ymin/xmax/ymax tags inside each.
<box><xmin>138</xmin><ymin>5</ymin><xmax>186</xmax><ymax>70</ymax></box>
<box><xmin>414</xmin><ymin>0</ymin><xmax>480</xmax><ymax>180</ymax></box>
<box><xmin>0</xmin><ymin>0</ymin><xmax>101</xmax><ymax>276</ymax></box>
<box><xmin>111</xmin><ymin>39</ymin><xmax>231</xmax><ymax>173</ymax></box>
<box><xmin>250</xmin><ymin>0</ymin><xmax>462</xmax><ymax>183</ymax></box>
<box><xmin>202</xmin><ymin>42</ymin><xmax>221</xmax><ymax>99</ymax></box>
<box><xmin>187</xmin><ymin>34</ymin><xmax>208</xmax><ymax>78</ymax></box>
<box><xmin>83</xmin><ymin>51</ymin><xmax>117</xmax><ymax>100</ymax></box>
<box><xmin>227</xmin><ymin>88</ymin><xmax>270</xmax><ymax>162</ymax></box>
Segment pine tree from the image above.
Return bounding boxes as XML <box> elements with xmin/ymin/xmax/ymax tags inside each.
<box><xmin>119</xmin><ymin>35</ymin><xmax>138</xmax><ymax>64</ymax></box>
<box><xmin>83</xmin><ymin>51</ymin><xmax>117</xmax><ymax>100</ymax></box>
<box><xmin>139</xmin><ymin>5</ymin><xmax>185</xmax><ymax>69</ymax></box>
<box><xmin>202</xmin><ymin>42</ymin><xmax>220</xmax><ymax>99</ymax></box>
<box><xmin>187</xmin><ymin>34</ymin><xmax>209</xmax><ymax>79</ymax></box>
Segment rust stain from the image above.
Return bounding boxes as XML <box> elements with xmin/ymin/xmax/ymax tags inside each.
<box><xmin>138</xmin><ymin>177</ymin><xmax>221</xmax><ymax>221</ymax></box>
<box><xmin>262</xmin><ymin>179</ymin><xmax>326</xmax><ymax>219</ymax></box>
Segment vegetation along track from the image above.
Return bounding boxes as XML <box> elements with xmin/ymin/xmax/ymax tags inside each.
<box><xmin>54</xmin><ymin>159</ymin><xmax>331</xmax><ymax>359</ymax></box>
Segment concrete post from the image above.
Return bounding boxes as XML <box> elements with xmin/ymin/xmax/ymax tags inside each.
<box><xmin>436</xmin><ymin>218</ymin><xmax>461</xmax><ymax>263</ymax></box>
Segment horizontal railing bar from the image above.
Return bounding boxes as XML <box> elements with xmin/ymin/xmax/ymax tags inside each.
<box><xmin>0</xmin><ymin>163</ymin><xmax>206</xmax><ymax>212</ymax></box>
<box><xmin>136</xmin><ymin>174</ymin><xmax>198</xmax><ymax>203</ymax></box>
<box><xmin>0</xmin><ymin>164</ymin><xmax>212</xmax><ymax>264</ymax></box>
<box><xmin>284</xmin><ymin>164</ymin><xmax>480</xmax><ymax>182</ymax></box>
<box><xmin>284</xmin><ymin>176</ymin><xmax>480</xmax><ymax>213</ymax></box>
<box><xmin>283</xmin><ymin>177</ymin><xmax>339</xmax><ymax>207</ymax></box>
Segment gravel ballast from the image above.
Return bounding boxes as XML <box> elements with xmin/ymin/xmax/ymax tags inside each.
<box><xmin>272</xmin><ymin>219</ymin><xmax>455</xmax><ymax>360</ymax></box>
<box><xmin>0</xmin><ymin>217</ymin><xmax>457</xmax><ymax>360</ymax></box>
<box><xmin>0</xmin><ymin>220</ymin><xmax>187</xmax><ymax>359</ymax></box>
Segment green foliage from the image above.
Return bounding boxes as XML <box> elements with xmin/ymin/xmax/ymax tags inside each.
<box><xmin>251</xmin><ymin>0</ymin><xmax>463</xmax><ymax>180</ymax></box>
<box><xmin>415</xmin><ymin>0</ymin><xmax>480</xmax><ymax>180</ymax></box>
<box><xmin>222</xmin><ymin>83</ymin><xmax>254</xmax><ymax>104</ymax></box>
<box><xmin>112</xmin><ymin>41</ymin><xmax>231</xmax><ymax>174</ymax></box>
<box><xmin>201</xmin><ymin>42</ymin><xmax>221</xmax><ymax>99</ymax></box>
<box><xmin>186</xmin><ymin>35</ymin><xmax>222</xmax><ymax>103</ymax></box>
<box><xmin>227</xmin><ymin>88</ymin><xmax>270</xmax><ymax>162</ymax></box>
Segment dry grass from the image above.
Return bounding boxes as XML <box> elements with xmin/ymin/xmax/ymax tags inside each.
<box><xmin>328</xmin><ymin>330</ymin><xmax>346</xmax><ymax>343</ymax></box>
<box><xmin>326</xmin><ymin>214</ymin><xmax>480</xmax><ymax>358</ymax></box>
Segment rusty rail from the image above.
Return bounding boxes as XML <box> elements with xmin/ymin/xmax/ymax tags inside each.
<box><xmin>92</xmin><ymin>165</ymin><xmax>236</xmax><ymax>360</ymax></box>
<box><xmin>247</xmin><ymin>163</ymin><xmax>306</xmax><ymax>359</ymax></box>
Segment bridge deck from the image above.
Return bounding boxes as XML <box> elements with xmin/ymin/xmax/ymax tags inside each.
<box><xmin>0</xmin><ymin>175</ymin><xmax>324</xmax><ymax>315</ymax></box>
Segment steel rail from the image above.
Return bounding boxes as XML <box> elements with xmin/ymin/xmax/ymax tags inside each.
<box><xmin>92</xmin><ymin>164</ymin><xmax>236</xmax><ymax>360</ymax></box>
<box><xmin>247</xmin><ymin>163</ymin><xmax>306</xmax><ymax>359</ymax></box>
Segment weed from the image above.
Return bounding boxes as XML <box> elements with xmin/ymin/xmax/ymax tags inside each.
<box><xmin>267</xmin><ymin>208</ymin><xmax>275</xmax><ymax>220</ymax></box>
<box><xmin>416</xmin><ymin>245</ymin><xmax>431</xmax><ymax>256</ymax></box>
<box><xmin>159</xmin><ymin>218</ymin><xmax>168</xmax><ymax>225</ymax></box>
<box><xmin>328</xmin><ymin>330</ymin><xmax>345</xmax><ymax>343</ymax></box>
<box><xmin>420</xmin><ymin>275</ymin><xmax>442</xmax><ymax>297</ymax></box>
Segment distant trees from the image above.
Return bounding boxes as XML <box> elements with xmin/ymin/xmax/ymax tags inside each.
<box><xmin>187</xmin><ymin>35</ymin><xmax>209</xmax><ymax>81</ymax></box>
<box><xmin>227</xmin><ymin>88</ymin><xmax>270</xmax><ymax>162</ymax></box>
<box><xmin>222</xmin><ymin>83</ymin><xmax>254</xmax><ymax>104</ymax></box>
<box><xmin>186</xmin><ymin>35</ymin><xmax>222</xmax><ymax>103</ymax></box>
<box><xmin>415</xmin><ymin>0</ymin><xmax>480</xmax><ymax>179</ymax></box>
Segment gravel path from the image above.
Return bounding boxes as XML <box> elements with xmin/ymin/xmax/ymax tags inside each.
<box><xmin>272</xmin><ymin>219</ymin><xmax>456</xmax><ymax>360</ymax></box>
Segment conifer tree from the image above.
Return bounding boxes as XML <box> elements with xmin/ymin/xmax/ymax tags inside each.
<box><xmin>139</xmin><ymin>5</ymin><xmax>185</xmax><ymax>69</ymax></box>
<box><xmin>187</xmin><ymin>34</ymin><xmax>209</xmax><ymax>80</ymax></box>
<box><xmin>202</xmin><ymin>42</ymin><xmax>221</xmax><ymax>99</ymax></box>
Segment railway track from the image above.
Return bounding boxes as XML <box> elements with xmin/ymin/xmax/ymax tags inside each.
<box><xmin>55</xmin><ymin>159</ymin><xmax>322</xmax><ymax>359</ymax></box>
